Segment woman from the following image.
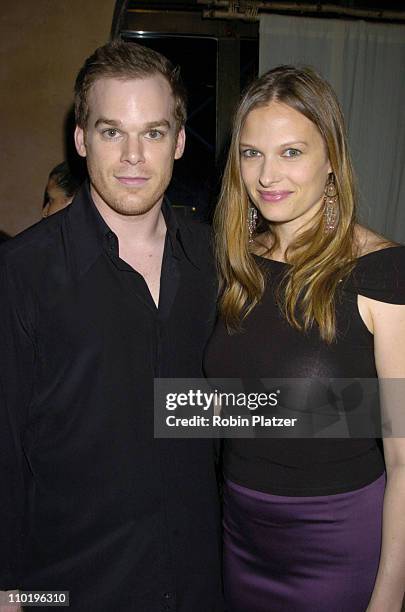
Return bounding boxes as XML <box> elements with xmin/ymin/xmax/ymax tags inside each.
<box><xmin>204</xmin><ymin>66</ymin><xmax>405</xmax><ymax>611</ymax></box>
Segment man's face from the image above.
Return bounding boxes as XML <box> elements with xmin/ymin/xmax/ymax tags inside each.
<box><xmin>74</xmin><ymin>75</ymin><xmax>185</xmax><ymax>217</ymax></box>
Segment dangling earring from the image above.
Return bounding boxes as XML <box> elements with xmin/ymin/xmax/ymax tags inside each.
<box><xmin>248</xmin><ymin>206</ymin><xmax>258</xmax><ymax>243</ymax></box>
<box><xmin>324</xmin><ymin>173</ymin><xmax>338</xmax><ymax>232</ymax></box>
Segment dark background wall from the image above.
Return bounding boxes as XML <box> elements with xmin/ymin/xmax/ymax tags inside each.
<box><xmin>0</xmin><ymin>1</ymin><xmax>115</xmax><ymax>236</ymax></box>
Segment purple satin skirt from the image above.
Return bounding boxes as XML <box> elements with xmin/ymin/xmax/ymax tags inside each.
<box><xmin>223</xmin><ymin>474</ymin><xmax>385</xmax><ymax>612</ymax></box>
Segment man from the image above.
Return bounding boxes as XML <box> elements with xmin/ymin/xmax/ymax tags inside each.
<box><xmin>0</xmin><ymin>40</ymin><xmax>223</xmax><ymax>611</ymax></box>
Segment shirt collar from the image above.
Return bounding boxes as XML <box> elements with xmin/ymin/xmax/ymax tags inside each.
<box><xmin>161</xmin><ymin>197</ymin><xmax>201</xmax><ymax>269</ymax></box>
<box><xmin>65</xmin><ymin>183</ymin><xmax>200</xmax><ymax>276</ymax></box>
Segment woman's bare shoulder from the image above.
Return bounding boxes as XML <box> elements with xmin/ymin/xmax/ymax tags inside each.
<box><xmin>353</xmin><ymin>224</ymin><xmax>399</xmax><ymax>257</ymax></box>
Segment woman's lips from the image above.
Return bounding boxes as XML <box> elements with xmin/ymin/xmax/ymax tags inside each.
<box><xmin>258</xmin><ymin>190</ymin><xmax>292</xmax><ymax>202</ymax></box>
<box><xmin>116</xmin><ymin>176</ymin><xmax>149</xmax><ymax>186</ymax></box>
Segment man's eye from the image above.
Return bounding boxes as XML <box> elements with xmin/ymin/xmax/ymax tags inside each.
<box><xmin>241</xmin><ymin>149</ymin><xmax>261</xmax><ymax>158</ymax></box>
<box><xmin>102</xmin><ymin>129</ymin><xmax>120</xmax><ymax>139</ymax></box>
<box><xmin>283</xmin><ymin>148</ymin><xmax>301</xmax><ymax>158</ymax></box>
<box><xmin>146</xmin><ymin>130</ymin><xmax>164</xmax><ymax>140</ymax></box>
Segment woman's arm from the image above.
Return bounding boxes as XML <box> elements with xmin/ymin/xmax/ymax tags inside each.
<box><xmin>362</xmin><ymin>296</ymin><xmax>405</xmax><ymax>611</ymax></box>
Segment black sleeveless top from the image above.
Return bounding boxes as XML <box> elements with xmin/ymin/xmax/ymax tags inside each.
<box><xmin>204</xmin><ymin>246</ymin><xmax>405</xmax><ymax>495</ymax></box>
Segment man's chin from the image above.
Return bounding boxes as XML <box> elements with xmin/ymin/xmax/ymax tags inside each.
<box><xmin>90</xmin><ymin>181</ymin><xmax>164</xmax><ymax>217</ymax></box>
<box><xmin>107</xmin><ymin>195</ymin><xmax>162</xmax><ymax>217</ymax></box>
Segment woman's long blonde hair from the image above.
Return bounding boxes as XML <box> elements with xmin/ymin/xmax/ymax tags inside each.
<box><xmin>214</xmin><ymin>65</ymin><xmax>357</xmax><ymax>342</ymax></box>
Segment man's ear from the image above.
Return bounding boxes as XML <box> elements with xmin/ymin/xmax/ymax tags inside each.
<box><xmin>174</xmin><ymin>126</ymin><xmax>186</xmax><ymax>160</ymax></box>
<box><xmin>74</xmin><ymin>125</ymin><xmax>87</xmax><ymax>158</ymax></box>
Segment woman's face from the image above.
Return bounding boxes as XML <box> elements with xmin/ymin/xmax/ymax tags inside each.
<box><xmin>239</xmin><ymin>101</ymin><xmax>331</xmax><ymax>235</ymax></box>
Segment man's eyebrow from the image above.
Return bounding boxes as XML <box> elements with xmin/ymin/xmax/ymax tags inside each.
<box><xmin>94</xmin><ymin>118</ymin><xmax>172</xmax><ymax>129</ymax></box>
<box><xmin>94</xmin><ymin>118</ymin><xmax>122</xmax><ymax>128</ymax></box>
<box><xmin>144</xmin><ymin>119</ymin><xmax>171</xmax><ymax>130</ymax></box>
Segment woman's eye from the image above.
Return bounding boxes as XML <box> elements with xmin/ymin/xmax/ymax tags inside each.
<box><xmin>283</xmin><ymin>148</ymin><xmax>301</xmax><ymax>158</ymax></box>
<box><xmin>241</xmin><ymin>149</ymin><xmax>261</xmax><ymax>158</ymax></box>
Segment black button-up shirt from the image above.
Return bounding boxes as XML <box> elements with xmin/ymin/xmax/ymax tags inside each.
<box><xmin>0</xmin><ymin>185</ymin><xmax>223</xmax><ymax>611</ymax></box>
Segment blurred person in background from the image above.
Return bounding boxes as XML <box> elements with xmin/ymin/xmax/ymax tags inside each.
<box><xmin>43</xmin><ymin>161</ymin><xmax>82</xmax><ymax>217</ymax></box>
